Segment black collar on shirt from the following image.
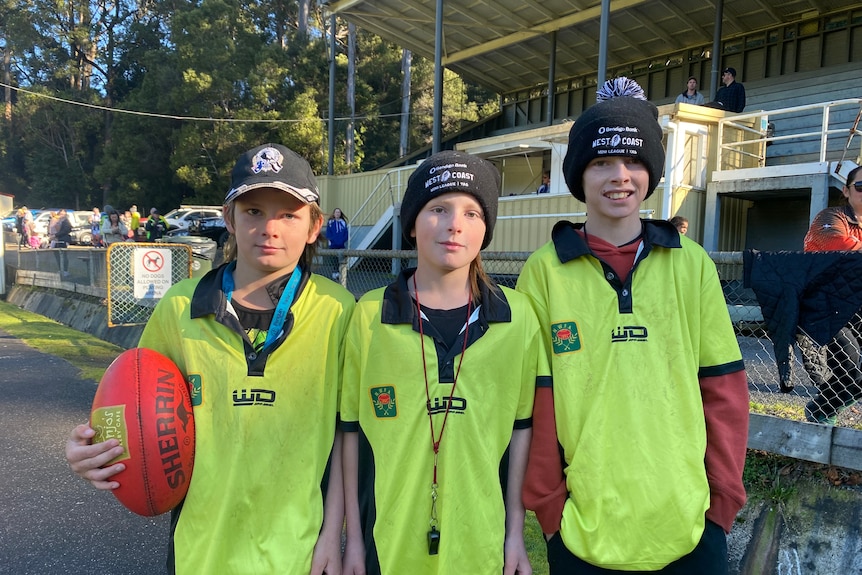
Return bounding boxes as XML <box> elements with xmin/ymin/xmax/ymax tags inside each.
<box><xmin>190</xmin><ymin>262</ymin><xmax>311</xmax><ymax>376</ymax></box>
<box><xmin>380</xmin><ymin>267</ymin><xmax>512</xmax><ymax>326</ymax></box>
<box><xmin>191</xmin><ymin>262</ymin><xmax>310</xmax><ymax>322</ymax></box>
<box><xmin>551</xmin><ymin>218</ymin><xmax>681</xmax><ymax>263</ymax></box>
<box><xmin>381</xmin><ymin>268</ymin><xmax>512</xmax><ymax>382</ymax></box>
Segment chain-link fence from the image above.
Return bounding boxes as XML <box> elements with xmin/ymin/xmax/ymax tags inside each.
<box><xmin>5</xmin><ymin>243</ymin><xmax>861</xmax><ymax>429</ymax></box>
<box><xmin>105</xmin><ymin>243</ymin><xmax>192</xmax><ymax>327</ymax></box>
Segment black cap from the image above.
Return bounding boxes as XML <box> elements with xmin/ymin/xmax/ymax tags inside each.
<box><xmin>225</xmin><ymin>144</ymin><xmax>320</xmax><ymax>205</ymax></box>
<box><xmin>401</xmin><ymin>150</ymin><xmax>500</xmax><ymax>249</ymax></box>
<box><xmin>562</xmin><ymin>77</ymin><xmax>665</xmax><ymax>202</ymax></box>
<box><xmin>722</xmin><ymin>67</ymin><xmax>737</xmax><ymax>77</ymax></box>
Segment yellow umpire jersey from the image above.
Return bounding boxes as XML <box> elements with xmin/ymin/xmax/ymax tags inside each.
<box><xmin>341</xmin><ymin>270</ymin><xmax>546</xmax><ymax>575</ymax></box>
<box><xmin>139</xmin><ymin>265</ymin><xmax>355</xmax><ymax>575</ymax></box>
<box><xmin>517</xmin><ymin>220</ymin><xmax>744</xmax><ymax>569</ymax></box>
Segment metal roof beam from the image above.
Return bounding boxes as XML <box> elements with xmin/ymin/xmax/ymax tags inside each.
<box><xmin>443</xmin><ymin>0</ymin><xmax>649</xmax><ymax>65</ymax></box>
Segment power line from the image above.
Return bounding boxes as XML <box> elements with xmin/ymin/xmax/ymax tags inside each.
<box><xmin>0</xmin><ymin>82</ymin><xmax>415</xmax><ymax>123</ymax></box>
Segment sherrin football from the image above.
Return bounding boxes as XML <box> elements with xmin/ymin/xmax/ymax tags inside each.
<box><xmin>90</xmin><ymin>348</ymin><xmax>195</xmax><ymax>516</ymax></box>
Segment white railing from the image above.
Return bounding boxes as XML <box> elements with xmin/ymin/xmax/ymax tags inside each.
<box><xmin>716</xmin><ymin>98</ymin><xmax>862</xmax><ymax>171</ymax></box>
<box><xmin>347</xmin><ymin>166</ymin><xmax>413</xmax><ymax>249</ymax></box>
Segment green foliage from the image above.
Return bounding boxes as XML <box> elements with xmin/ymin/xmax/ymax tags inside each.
<box><xmin>1</xmin><ymin>0</ymin><xmax>498</xmax><ymax>209</ymax></box>
<box><xmin>744</xmin><ymin>450</ymin><xmax>800</xmax><ymax>505</ymax></box>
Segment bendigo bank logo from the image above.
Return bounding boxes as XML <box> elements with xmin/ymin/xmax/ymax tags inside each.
<box><xmin>551</xmin><ymin>321</ymin><xmax>581</xmax><ymax>354</ymax></box>
<box><xmin>232</xmin><ymin>388</ymin><xmax>277</xmax><ymax>407</ymax></box>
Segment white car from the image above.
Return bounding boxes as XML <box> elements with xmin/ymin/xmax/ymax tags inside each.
<box><xmin>163</xmin><ymin>206</ymin><xmax>223</xmax><ymax>230</ymax></box>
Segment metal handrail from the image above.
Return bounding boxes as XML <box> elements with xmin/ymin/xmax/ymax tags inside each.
<box><xmin>716</xmin><ymin>98</ymin><xmax>862</xmax><ymax>170</ymax></box>
<box><xmin>347</xmin><ymin>166</ymin><xmax>413</xmax><ymax>249</ymax></box>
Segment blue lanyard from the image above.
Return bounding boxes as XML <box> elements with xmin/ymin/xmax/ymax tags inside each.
<box><xmin>222</xmin><ymin>261</ymin><xmax>302</xmax><ymax>352</ymax></box>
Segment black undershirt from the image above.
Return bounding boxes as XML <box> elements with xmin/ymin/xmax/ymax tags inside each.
<box><xmin>419</xmin><ymin>302</ymin><xmax>470</xmax><ymax>351</ymax></box>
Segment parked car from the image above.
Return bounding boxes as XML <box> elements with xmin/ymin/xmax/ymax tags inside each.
<box><xmin>2</xmin><ymin>208</ymin><xmax>43</xmax><ymax>233</ymax></box>
<box><xmin>175</xmin><ymin>216</ymin><xmax>230</xmax><ymax>247</ymax></box>
<box><xmin>163</xmin><ymin>205</ymin><xmax>222</xmax><ymax>230</ymax></box>
<box><xmin>1</xmin><ymin>210</ymin><xmax>18</xmax><ymax>232</ymax></box>
<box><xmin>71</xmin><ymin>210</ymin><xmax>95</xmax><ymax>245</ymax></box>
<box><xmin>30</xmin><ymin>210</ymin><xmax>63</xmax><ymax>237</ymax></box>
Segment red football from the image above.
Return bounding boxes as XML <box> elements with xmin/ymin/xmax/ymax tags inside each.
<box><xmin>90</xmin><ymin>347</ymin><xmax>195</xmax><ymax>516</ymax></box>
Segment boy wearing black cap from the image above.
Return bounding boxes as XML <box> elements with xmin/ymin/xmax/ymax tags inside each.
<box><xmin>341</xmin><ymin>150</ymin><xmax>547</xmax><ymax>575</ymax></box>
<box><xmin>711</xmin><ymin>67</ymin><xmax>746</xmax><ymax>113</ymax></box>
<box><xmin>66</xmin><ymin>143</ymin><xmax>355</xmax><ymax>574</ymax></box>
<box><xmin>518</xmin><ymin>79</ymin><xmax>749</xmax><ymax>573</ymax></box>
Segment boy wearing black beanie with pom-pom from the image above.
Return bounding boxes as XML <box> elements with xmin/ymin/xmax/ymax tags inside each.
<box><xmin>518</xmin><ymin>78</ymin><xmax>749</xmax><ymax>574</ymax></box>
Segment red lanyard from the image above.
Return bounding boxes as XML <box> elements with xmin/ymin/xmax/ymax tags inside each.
<box><xmin>413</xmin><ymin>274</ymin><xmax>472</xmax><ymax>553</ymax></box>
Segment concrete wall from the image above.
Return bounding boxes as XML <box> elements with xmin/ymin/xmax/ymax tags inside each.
<box><xmin>5</xmin><ymin>285</ymin><xmax>143</xmax><ymax>349</ymax></box>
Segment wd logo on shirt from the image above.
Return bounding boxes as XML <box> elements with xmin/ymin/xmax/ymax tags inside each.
<box><xmin>232</xmin><ymin>388</ymin><xmax>277</xmax><ymax>406</ymax></box>
<box><xmin>427</xmin><ymin>396</ymin><xmax>467</xmax><ymax>415</ymax></box>
<box><xmin>611</xmin><ymin>325</ymin><xmax>649</xmax><ymax>343</ymax></box>
<box><xmin>551</xmin><ymin>321</ymin><xmax>581</xmax><ymax>354</ymax></box>
<box><xmin>370</xmin><ymin>386</ymin><xmax>398</xmax><ymax>418</ymax></box>
<box><xmin>187</xmin><ymin>374</ymin><xmax>202</xmax><ymax>407</ymax></box>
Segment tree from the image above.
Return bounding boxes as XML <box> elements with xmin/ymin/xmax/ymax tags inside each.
<box><xmin>0</xmin><ymin>0</ymin><xmax>502</xmax><ymax>209</ymax></box>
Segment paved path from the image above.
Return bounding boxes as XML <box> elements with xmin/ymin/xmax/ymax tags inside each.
<box><xmin>0</xmin><ymin>329</ymin><xmax>169</xmax><ymax>575</ymax></box>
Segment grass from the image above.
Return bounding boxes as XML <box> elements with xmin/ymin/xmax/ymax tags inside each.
<box><xmin>749</xmin><ymin>399</ymin><xmax>805</xmax><ymax>421</ymax></box>
<box><xmin>0</xmin><ymin>300</ymin><xmax>123</xmax><ymax>382</ymax></box>
<box><xmin>525</xmin><ymin>511</ymin><xmax>549</xmax><ymax>574</ymax></box>
<box><xmin>2</xmin><ymin>299</ymin><xmax>858</xmax><ymax>572</ymax></box>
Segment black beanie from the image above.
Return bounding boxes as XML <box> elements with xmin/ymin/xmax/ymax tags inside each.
<box><xmin>401</xmin><ymin>150</ymin><xmax>500</xmax><ymax>249</ymax></box>
<box><xmin>562</xmin><ymin>78</ymin><xmax>665</xmax><ymax>203</ymax></box>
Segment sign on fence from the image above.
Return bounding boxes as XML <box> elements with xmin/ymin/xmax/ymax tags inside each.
<box><xmin>107</xmin><ymin>243</ymin><xmax>192</xmax><ymax>327</ymax></box>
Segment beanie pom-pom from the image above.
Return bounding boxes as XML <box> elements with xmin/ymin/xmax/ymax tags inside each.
<box><xmin>596</xmin><ymin>77</ymin><xmax>646</xmax><ymax>103</ymax></box>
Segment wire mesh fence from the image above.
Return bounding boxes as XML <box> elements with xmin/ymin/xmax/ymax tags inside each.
<box><xmin>105</xmin><ymin>243</ymin><xmax>193</xmax><ymax>327</ymax></box>
<box><xmin>5</xmin><ymin>243</ymin><xmax>861</xmax><ymax>429</ymax></box>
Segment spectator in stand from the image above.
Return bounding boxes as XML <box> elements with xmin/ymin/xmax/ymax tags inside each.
<box><xmin>326</xmin><ymin>208</ymin><xmax>349</xmax><ymax>249</ymax></box>
<box><xmin>325</xmin><ymin>208</ymin><xmax>349</xmax><ymax>281</ymax></box>
<box><xmin>121</xmin><ymin>210</ymin><xmax>135</xmax><ymax>240</ymax></box>
<box><xmin>669</xmin><ymin>215</ymin><xmax>689</xmax><ymax>235</ymax></box>
<box><xmin>129</xmin><ymin>204</ymin><xmax>142</xmax><ymax>240</ymax></box>
<box><xmin>537</xmin><ymin>171</ymin><xmax>551</xmax><ymax>194</ymax></box>
<box><xmin>675</xmin><ymin>77</ymin><xmax>705</xmax><ymax>106</ymax></box>
<box><xmin>52</xmin><ymin>210</ymin><xmax>73</xmax><ymax>277</ymax></box>
<box><xmin>145</xmin><ymin>208</ymin><xmax>169</xmax><ymax>240</ymax></box>
<box><xmin>102</xmin><ymin>210</ymin><xmax>129</xmax><ymax>245</ymax></box>
<box><xmin>48</xmin><ymin>212</ymin><xmax>60</xmax><ymax>248</ymax></box>
<box><xmin>707</xmin><ymin>67</ymin><xmax>746</xmax><ymax>113</ymax></box>
<box><xmin>16</xmin><ymin>206</ymin><xmax>33</xmax><ymax>248</ymax></box>
<box><xmin>27</xmin><ymin>217</ymin><xmax>42</xmax><ymax>249</ymax></box>
<box><xmin>89</xmin><ymin>208</ymin><xmax>102</xmax><ymax>247</ymax></box>
<box><xmin>802</xmin><ymin>165</ymin><xmax>862</xmax><ymax>424</ymax></box>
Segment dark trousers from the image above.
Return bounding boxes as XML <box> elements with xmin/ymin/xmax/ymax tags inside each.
<box><xmin>814</xmin><ymin>325</ymin><xmax>862</xmax><ymax>417</ymax></box>
<box><xmin>547</xmin><ymin>519</ymin><xmax>728</xmax><ymax>575</ymax></box>
<box><xmin>53</xmin><ymin>243</ymin><xmax>69</xmax><ymax>273</ymax></box>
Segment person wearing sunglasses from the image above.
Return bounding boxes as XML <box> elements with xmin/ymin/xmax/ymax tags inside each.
<box><xmin>804</xmin><ymin>166</ymin><xmax>862</xmax><ymax>251</ymax></box>
<box><xmin>801</xmin><ymin>165</ymin><xmax>862</xmax><ymax>424</ymax></box>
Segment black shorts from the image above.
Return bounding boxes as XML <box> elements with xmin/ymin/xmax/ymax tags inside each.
<box><xmin>546</xmin><ymin>519</ymin><xmax>727</xmax><ymax>575</ymax></box>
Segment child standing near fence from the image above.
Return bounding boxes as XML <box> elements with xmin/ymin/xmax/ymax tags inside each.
<box><xmin>66</xmin><ymin>143</ymin><xmax>354</xmax><ymax>574</ymax></box>
<box><xmin>341</xmin><ymin>150</ymin><xmax>545</xmax><ymax>575</ymax></box>
<box><xmin>518</xmin><ymin>78</ymin><xmax>749</xmax><ymax>574</ymax></box>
